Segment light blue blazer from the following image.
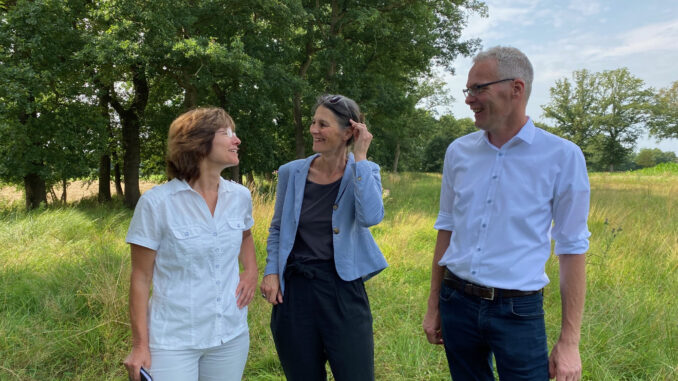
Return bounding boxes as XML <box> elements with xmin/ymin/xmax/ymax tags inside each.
<box><xmin>265</xmin><ymin>152</ymin><xmax>388</xmax><ymax>294</ymax></box>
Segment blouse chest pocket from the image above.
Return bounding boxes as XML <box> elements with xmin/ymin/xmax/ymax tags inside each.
<box><xmin>219</xmin><ymin>218</ymin><xmax>247</xmax><ymax>254</ymax></box>
<box><xmin>171</xmin><ymin>226</ymin><xmax>202</xmax><ymax>240</ymax></box>
<box><xmin>226</xmin><ymin>218</ymin><xmax>247</xmax><ymax>230</ymax></box>
<box><xmin>169</xmin><ymin>225</ymin><xmax>206</xmax><ymax>256</ymax></box>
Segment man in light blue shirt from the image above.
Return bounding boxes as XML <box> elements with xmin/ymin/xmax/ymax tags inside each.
<box><xmin>423</xmin><ymin>46</ymin><xmax>590</xmax><ymax>381</ymax></box>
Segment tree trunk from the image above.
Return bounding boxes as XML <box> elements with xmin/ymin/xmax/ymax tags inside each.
<box><xmin>114</xmin><ymin>156</ymin><xmax>124</xmax><ymax>197</ymax></box>
<box><xmin>121</xmin><ymin>116</ymin><xmax>141</xmax><ymax>208</ymax></box>
<box><xmin>292</xmin><ymin>31</ymin><xmax>316</xmax><ymax>159</ymax></box>
<box><xmin>326</xmin><ymin>0</ymin><xmax>342</xmax><ymax>82</ymax></box>
<box><xmin>392</xmin><ymin>142</ymin><xmax>400</xmax><ymax>172</ymax></box>
<box><xmin>98</xmin><ymin>94</ymin><xmax>112</xmax><ymax>202</ymax></box>
<box><xmin>48</xmin><ymin>186</ymin><xmax>58</xmax><ymax>204</ymax></box>
<box><xmin>98</xmin><ymin>154</ymin><xmax>112</xmax><ymax>202</ymax></box>
<box><xmin>182</xmin><ymin>81</ymin><xmax>198</xmax><ymax>110</ymax></box>
<box><xmin>107</xmin><ymin>64</ymin><xmax>149</xmax><ymax>208</ymax></box>
<box><xmin>224</xmin><ymin>165</ymin><xmax>241</xmax><ymax>183</ymax></box>
<box><xmin>60</xmin><ymin>178</ymin><xmax>67</xmax><ymax>203</ymax></box>
<box><xmin>293</xmin><ymin>92</ymin><xmax>306</xmax><ymax>158</ymax></box>
<box><xmin>20</xmin><ymin>95</ymin><xmax>46</xmax><ymax>210</ymax></box>
<box><xmin>24</xmin><ymin>173</ymin><xmax>47</xmax><ymax>210</ymax></box>
<box><xmin>213</xmin><ymin>84</ymin><xmax>241</xmax><ymax>183</ymax></box>
<box><xmin>233</xmin><ymin>166</ymin><xmax>241</xmax><ymax>184</ymax></box>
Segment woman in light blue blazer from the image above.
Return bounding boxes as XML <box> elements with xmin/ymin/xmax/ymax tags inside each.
<box><xmin>260</xmin><ymin>94</ymin><xmax>387</xmax><ymax>381</ymax></box>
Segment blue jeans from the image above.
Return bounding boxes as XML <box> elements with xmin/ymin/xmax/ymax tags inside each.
<box><xmin>439</xmin><ymin>282</ymin><xmax>549</xmax><ymax>380</ymax></box>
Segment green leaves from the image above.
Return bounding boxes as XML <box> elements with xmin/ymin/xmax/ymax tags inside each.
<box><xmin>1</xmin><ymin>0</ymin><xmax>487</xmax><ymax>207</ymax></box>
<box><xmin>542</xmin><ymin>68</ymin><xmax>653</xmax><ymax>171</ymax></box>
<box><xmin>648</xmin><ymin>81</ymin><xmax>678</xmax><ymax>140</ymax></box>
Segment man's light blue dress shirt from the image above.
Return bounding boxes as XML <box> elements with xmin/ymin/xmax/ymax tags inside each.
<box><xmin>435</xmin><ymin>118</ymin><xmax>591</xmax><ymax>291</ymax></box>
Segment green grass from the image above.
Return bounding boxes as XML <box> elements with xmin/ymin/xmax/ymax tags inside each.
<box><xmin>1</xmin><ymin>173</ymin><xmax>676</xmax><ymax>380</ymax></box>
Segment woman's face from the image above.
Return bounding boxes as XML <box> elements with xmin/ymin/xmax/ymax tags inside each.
<box><xmin>310</xmin><ymin>106</ymin><xmax>351</xmax><ymax>154</ymax></box>
<box><xmin>206</xmin><ymin>126</ymin><xmax>241</xmax><ymax>168</ymax></box>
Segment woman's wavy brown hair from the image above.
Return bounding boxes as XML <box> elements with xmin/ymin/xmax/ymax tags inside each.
<box><xmin>166</xmin><ymin>107</ymin><xmax>235</xmax><ymax>182</ymax></box>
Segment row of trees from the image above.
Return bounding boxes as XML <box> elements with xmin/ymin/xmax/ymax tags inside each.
<box><xmin>541</xmin><ymin>69</ymin><xmax>677</xmax><ymax>172</ymax></box>
<box><xmin>633</xmin><ymin>148</ymin><xmax>677</xmax><ymax>169</ymax></box>
<box><xmin>0</xmin><ymin>0</ymin><xmax>487</xmax><ymax>209</ymax></box>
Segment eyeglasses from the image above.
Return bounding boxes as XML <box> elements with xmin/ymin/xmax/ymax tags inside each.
<box><xmin>218</xmin><ymin>127</ymin><xmax>236</xmax><ymax>137</ymax></box>
<box><xmin>463</xmin><ymin>78</ymin><xmax>514</xmax><ymax>97</ymax></box>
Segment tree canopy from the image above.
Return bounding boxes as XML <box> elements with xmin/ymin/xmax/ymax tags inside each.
<box><xmin>648</xmin><ymin>81</ymin><xmax>678</xmax><ymax>140</ymax></box>
<box><xmin>541</xmin><ymin>68</ymin><xmax>654</xmax><ymax>171</ymax></box>
<box><xmin>0</xmin><ymin>0</ymin><xmax>487</xmax><ymax>208</ymax></box>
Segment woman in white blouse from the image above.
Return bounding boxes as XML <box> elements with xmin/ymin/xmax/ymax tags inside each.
<box><xmin>123</xmin><ymin>108</ymin><xmax>257</xmax><ymax>381</ymax></box>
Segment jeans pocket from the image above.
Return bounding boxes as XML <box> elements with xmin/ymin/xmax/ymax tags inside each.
<box><xmin>509</xmin><ymin>294</ymin><xmax>545</xmax><ymax>319</ymax></box>
<box><xmin>439</xmin><ymin>283</ymin><xmax>458</xmax><ymax>303</ymax></box>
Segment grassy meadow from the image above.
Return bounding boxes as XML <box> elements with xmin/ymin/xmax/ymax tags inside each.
<box><xmin>0</xmin><ymin>171</ymin><xmax>676</xmax><ymax>380</ymax></box>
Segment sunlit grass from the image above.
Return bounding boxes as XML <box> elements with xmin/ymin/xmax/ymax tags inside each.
<box><xmin>1</xmin><ymin>172</ymin><xmax>676</xmax><ymax>380</ymax></box>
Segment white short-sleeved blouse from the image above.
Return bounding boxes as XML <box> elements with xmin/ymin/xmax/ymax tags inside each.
<box><xmin>126</xmin><ymin>178</ymin><xmax>254</xmax><ymax>350</ymax></box>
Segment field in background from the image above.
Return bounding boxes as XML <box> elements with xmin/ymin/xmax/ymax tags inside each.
<box><xmin>0</xmin><ymin>172</ymin><xmax>676</xmax><ymax>380</ymax></box>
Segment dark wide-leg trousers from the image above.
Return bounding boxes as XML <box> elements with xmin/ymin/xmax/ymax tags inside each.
<box><xmin>270</xmin><ymin>260</ymin><xmax>374</xmax><ymax>381</ymax></box>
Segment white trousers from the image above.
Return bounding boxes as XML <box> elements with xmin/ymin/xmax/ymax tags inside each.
<box><xmin>149</xmin><ymin>331</ymin><xmax>249</xmax><ymax>381</ymax></box>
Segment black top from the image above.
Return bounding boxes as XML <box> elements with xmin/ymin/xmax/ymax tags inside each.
<box><xmin>289</xmin><ymin>177</ymin><xmax>342</xmax><ymax>263</ymax></box>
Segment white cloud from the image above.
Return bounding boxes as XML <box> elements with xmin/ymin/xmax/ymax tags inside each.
<box><xmin>437</xmin><ymin>1</ymin><xmax>678</xmax><ymax>153</ymax></box>
<box><xmin>568</xmin><ymin>0</ymin><xmax>602</xmax><ymax>16</ymax></box>
<box><xmin>462</xmin><ymin>0</ymin><xmax>542</xmax><ymax>40</ymax></box>
<box><xmin>600</xmin><ymin>18</ymin><xmax>678</xmax><ymax>57</ymax></box>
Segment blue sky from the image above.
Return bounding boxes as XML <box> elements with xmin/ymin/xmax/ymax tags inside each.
<box><xmin>438</xmin><ymin>0</ymin><xmax>678</xmax><ymax>154</ymax></box>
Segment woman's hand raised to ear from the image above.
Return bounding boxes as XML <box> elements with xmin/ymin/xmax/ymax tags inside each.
<box><xmin>350</xmin><ymin>119</ymin><xmax>372</xmax><ymax>162</ymax></box>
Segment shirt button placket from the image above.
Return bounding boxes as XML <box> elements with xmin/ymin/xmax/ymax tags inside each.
<box><xmin>472</xmin><ymin>150</ymin><xmax>504</xmax><ymax>275</ymax></box>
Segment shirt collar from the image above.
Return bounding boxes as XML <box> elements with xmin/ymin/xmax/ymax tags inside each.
<box><xmin>167</xmin><ymin>177</ymin><xmax>233</xmax><ymax>195</ymax></box>
<box><xmin>514</xmin><ymin>117</ymin><xmax>535</xmax><ymax>145</ymax></box>
<box><xmin>477</xmin><ymin>117</ymin><xmax>536</xmax><ymax>147</ymax></box>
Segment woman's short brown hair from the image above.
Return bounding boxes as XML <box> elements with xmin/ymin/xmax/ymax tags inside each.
<box><xmin>166</xmin><ymin>107</ymin><xmax>235</xmax><ymax>182</ymax></box>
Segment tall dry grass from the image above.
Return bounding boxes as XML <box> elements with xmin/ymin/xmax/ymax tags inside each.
<box><xmin>0</xmin><ymin>172</ymin><xmax>676</xmax><ymax>380</ymax></box>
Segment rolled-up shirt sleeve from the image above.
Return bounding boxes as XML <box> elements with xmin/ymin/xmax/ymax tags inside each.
<box><xmin>552</xmin><ymin>145</ymin><xmax>591</xmax><ymax>255</ymax></box>
<box><xmin>125</xmin><ymin>192</ymin><xmax>162</xmax><ymax>251</ymax></box>
<box><xmin>434</xmin><ymin>144</ymin><xmax>456</xmax><ymax>232</ymax></box>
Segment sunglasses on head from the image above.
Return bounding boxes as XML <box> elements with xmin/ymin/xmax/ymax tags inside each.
<box><xmin>329</xmin><ymin>95</ymin><xmax>343</xmax><ymax>104</ymax></box>
<box><xmin>325</xmin><ymin>96</ymin><xmax>354</xmax><ymax>125</ymax></box>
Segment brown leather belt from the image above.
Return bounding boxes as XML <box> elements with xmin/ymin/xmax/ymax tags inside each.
<box><xmin>443</xmin><ymin>269</ymin><xmax>542</xmax><ymax>301</ymax></box>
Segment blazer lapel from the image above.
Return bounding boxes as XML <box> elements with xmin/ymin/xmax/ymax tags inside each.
<box><xmin>293</xmin><ymin>154</ymin><xmax>317</xmax><ymax>222</ymax></box>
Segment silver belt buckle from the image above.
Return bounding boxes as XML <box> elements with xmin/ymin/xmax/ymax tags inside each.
<box><xmin>481</xmin><ymin>287</ymin><xmax>495</xmax><ymax>301</ymax></box>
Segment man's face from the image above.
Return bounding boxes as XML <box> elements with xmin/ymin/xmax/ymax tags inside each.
<box><xmin>465</xmin><ymin>59</ymin><xmax>515</xmax><ymax>133</ymax></box>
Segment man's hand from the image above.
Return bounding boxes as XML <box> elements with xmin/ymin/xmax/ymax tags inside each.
<box><xmin>423</xmin><ymin>230</ymin><xmax>452</xmax><ymax>345</ymax></box>
<box><xmin>551</xmin><ymin>254</ymin><xmax>586</xmax><ymax>380</ymax></box>
<box><xmin>549</xmin><ymin>339</ymin><xmax>582</xmax><ymax>380</ymax></box>
<box><xmin>423</xmin><ymin>306</ymin><xmax>443</xmax><ymax>345</ymax></box>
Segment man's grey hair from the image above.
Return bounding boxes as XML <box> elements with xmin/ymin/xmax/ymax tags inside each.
<box><xmin>473</xmin><ymin>46</ymin><xmax>534</xmax><ymax>102</ymax></box>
